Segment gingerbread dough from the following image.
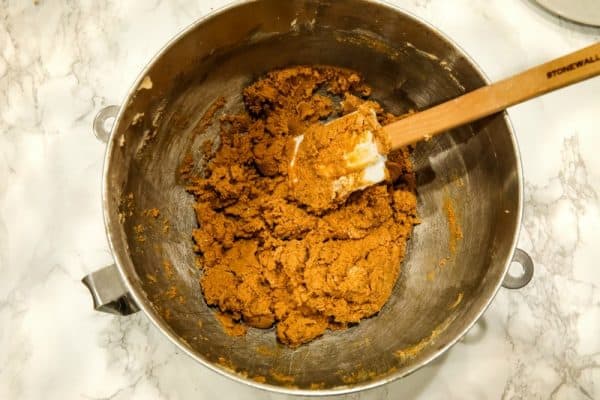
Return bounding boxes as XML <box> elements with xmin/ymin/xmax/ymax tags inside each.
<box><xmin>187</xmin><ymin>66</ymin><xmax>418</xmax><ymax>346</ymax></box>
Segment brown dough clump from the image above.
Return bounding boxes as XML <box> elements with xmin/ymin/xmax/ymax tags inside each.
<box><xmin>187</xmin><ymin>66</ymin><xmax>418</xmax><ymax>347</ymax></box>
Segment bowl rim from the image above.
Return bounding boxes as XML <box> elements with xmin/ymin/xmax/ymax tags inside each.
<box><xmin>101</xmin><ymin>0</ymin><xmax>524</xmax><ymax>395</ymax></box>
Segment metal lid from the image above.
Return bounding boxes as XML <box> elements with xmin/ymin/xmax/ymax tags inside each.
<box><xmin>534</xmin><ymin>0</ymin><xmax>600</xmax><ymax>27</ymax></box>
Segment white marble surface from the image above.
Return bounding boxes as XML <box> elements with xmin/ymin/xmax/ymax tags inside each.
<box><xmin>1</xmin><ymin>0</ymin><xmax>600</xmax><ymax>399</ymax></box>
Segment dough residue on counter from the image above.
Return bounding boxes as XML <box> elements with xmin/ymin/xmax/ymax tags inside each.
<box><xmin>186</xmin><ymin>66</ymin><xmax>418</xmax><ymax>346</ymax></box>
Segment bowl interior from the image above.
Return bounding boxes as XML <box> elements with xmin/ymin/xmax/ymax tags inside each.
<box><xmin>104</xmin><ymin>0</ymin><xmax>521</xmax><ymax>392</ymax></box>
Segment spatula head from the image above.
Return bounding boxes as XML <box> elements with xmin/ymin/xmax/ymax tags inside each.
<box><xmin>289</xmin><ymin>105</ymin><xmax>390</xmax><ymax>211</ymax></box>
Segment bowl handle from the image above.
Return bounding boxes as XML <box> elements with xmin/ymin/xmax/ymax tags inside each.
<box><xmin>502</xmin><ymin>248</ymin><xmax>534</xmax><ymax>289</ymax></box>
<box><xmin>81</xmin><ymin>264</ymin><xmax>139</xmax><ymax>315</ymax></box>
<box><xmin>93</xmin><ymin>105</ymin><xmax>119</xmax><ymax>143</ymax></box>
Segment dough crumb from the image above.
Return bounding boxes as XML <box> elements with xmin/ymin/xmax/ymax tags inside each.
<box><xmin>162</xmin><ymin>259</ymin><xmax>174</xmax><ymax>280</ymax></box>
<box><xmin>215</xmin><ymin>312</ymin><xmax>248</xmax><ymax>337</ymax></box>
<box><xmin>143</xmin><ymin>208</ymin><xmax>161</xmax><ymax>218</ymax></box>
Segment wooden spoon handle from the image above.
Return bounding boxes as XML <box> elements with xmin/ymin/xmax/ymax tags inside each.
<box><xmin>384</xmin><ymin>42</ymin><xmax>600</xmax><ymax>149</ymax></box>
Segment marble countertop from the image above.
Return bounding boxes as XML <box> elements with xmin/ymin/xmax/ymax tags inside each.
<box><xmin>1</xmin><ymin>0</ymin><xmax>599</xmax><ymax>399</ymax></box>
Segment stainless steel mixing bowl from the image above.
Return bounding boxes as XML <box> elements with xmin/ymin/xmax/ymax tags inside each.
<box><xmin>82</xmin><ymin>0</ymin><xmax>534</xmax><ymax>395</ymax></box>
